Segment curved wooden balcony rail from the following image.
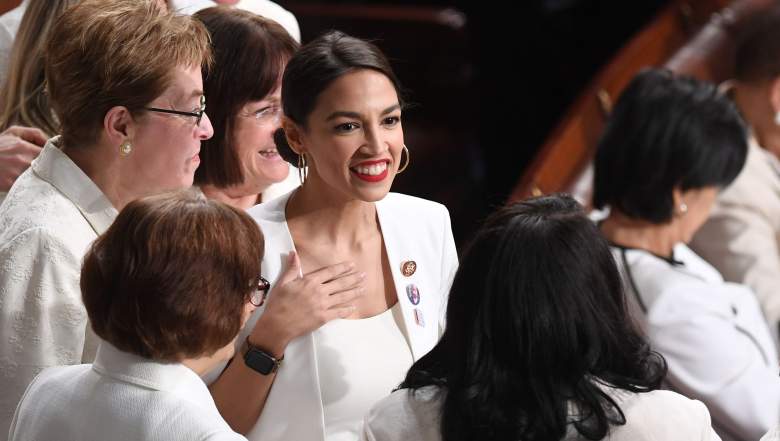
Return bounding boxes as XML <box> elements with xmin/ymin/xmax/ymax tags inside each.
<box><xmin>508</xmin><ymin>0</ymin><xmax>774</xmax><ymax>204</ymax></box>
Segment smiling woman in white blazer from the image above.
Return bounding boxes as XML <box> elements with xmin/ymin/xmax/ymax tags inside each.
<box><xmin>206</xmin><ymin>31</ymin><xmax>458</xmax><ymax>441</ymax></box>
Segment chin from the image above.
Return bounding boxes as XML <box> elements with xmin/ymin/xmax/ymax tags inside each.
<box><xmin>352</xmin><ymin>185</ymin><xmax>392</xmax><ymax>202</ymax></box>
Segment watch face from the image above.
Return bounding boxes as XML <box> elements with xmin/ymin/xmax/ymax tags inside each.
<box><xmin>245</xmin><ymin>348</ymin><xmax>276</xmax><ymax>375</ymax></box>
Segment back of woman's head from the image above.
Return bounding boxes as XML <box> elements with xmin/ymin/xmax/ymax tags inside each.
<box><xmin>592</xmin><ymin>68</ymin><xmax>747</xmax><ymax>223</ymax></box>
<box><xmin>0</xmin><ymin>0</ymin><xmax>77</xmax><ymax>135</ymax></box>
<box><xmin>402</xmin><ymin>194</ymin><xmax>666</xmax><ymax>441</ymax></box>
<box><xmin>274</xmin><ymin>30</ymin><xmax>404</xmax><ymax>164</ymax></box>
<box><xmin>81</xmin><ymin>189</ymin><xmax>263</xmax><ymax>361</ymax></box>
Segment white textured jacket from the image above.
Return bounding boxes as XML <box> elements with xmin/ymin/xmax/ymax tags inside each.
<box><xmin>0</xmin><ymin>138</ymin><xmax>116</xmax><ymax>439</ymax></box>
<box><xmin>9</xmin><ymin>343</ymin><xmax>246</xmax><ymax>441</ymax></box>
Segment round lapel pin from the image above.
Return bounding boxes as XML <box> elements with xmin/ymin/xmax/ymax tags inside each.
<box><xmin>406</xmin><ymin>284</ymin><xmax>420</xmax><ymax>305</ymax></box>
<box><xmin>401</xmin><ymin>260</ymin><xmax>417</xmax><ymax>277</ymax></box>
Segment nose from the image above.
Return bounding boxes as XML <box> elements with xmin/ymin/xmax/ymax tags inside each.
<box><xmin>198</xmin><ymin>112</ymin><xmax>215</xmax><ymax>140</ymax></box>
<box><xmin>362</xmin><ymin>125</ymin><xmax>388</xmax><ymax>155</ymax></box>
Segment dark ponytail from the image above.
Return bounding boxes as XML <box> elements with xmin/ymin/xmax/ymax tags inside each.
<box><xmin>276</xmin><ymin>30</ymin><xmax>404</xmax><ymax>167</ymax></box>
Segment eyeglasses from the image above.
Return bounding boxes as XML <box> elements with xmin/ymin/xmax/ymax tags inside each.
<box><xmin>238</xmin><ymin>104</ymin><xmax>282</xmax><ymax>126</ymax></box>
<box><xmin>249</xmin><ymin>276</ymin><xmax>271</xmax><ymax>307</ymax></box>
<box><xmin>144</xmin><ymin>95</ymin><xmax>206</xmax><ymax>126</ymax></box>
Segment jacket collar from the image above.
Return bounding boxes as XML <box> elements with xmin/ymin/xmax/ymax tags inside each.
<box><xmin>255</xmin><ymin>190</ymin><xmax>434</xmax><ymax>358</ymax></box>
<box><xmin>31</xmin><ymin>137</ymin><xmax>117</xmax><ymax>235</ymax></box>
<box><xmin>92</xmin><ymin>342</ymin><xmax>209</xmax><ymax>399</ymax></box>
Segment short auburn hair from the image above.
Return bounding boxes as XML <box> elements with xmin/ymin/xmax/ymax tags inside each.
<box><xmin>44</xmin><ymin>0</ymin><xmax>212</xmax><ymax>149</ymax></box>
<box><xmin>81</xmin><ymin>189</ymin><xmax>264</xmax><ymax>361</ymax></box>
<box><xmin>194</xmin><ymin>7</ymin><xmax>298</xmax><ymax>188</ymax></box>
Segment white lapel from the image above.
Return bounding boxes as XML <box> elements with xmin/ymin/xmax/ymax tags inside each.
<box><xmin>375</xmin><ymin>195</ymin><xmax>440</xmax><ymax>360</ymax></box>
<box><xmin>245</xmin><ymin>192</ymin><xmax>325</xmax><ymax>441</ymax></box>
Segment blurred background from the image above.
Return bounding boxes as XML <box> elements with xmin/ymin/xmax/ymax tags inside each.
<box><xmin>0</xmin><ymin>0</ymin><xmax>727</xmax><ymax>247</ymax></box>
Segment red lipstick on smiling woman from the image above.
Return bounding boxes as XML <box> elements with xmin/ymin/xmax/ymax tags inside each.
<box><xmin>350</xmin><ymin>159</ymin><xmax>389</xmax><ymax>182</ymax></box>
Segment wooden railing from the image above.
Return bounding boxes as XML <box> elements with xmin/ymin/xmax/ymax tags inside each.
<box><xmin>508</xmin><ymin>0</ymin><xmax>772</xmax><ymax>204</ymax></box>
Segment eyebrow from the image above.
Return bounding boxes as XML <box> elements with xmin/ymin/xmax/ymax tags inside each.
<box><xmin>325</xmin><ymin>103</ymin><xmax>401</xmax><ymax>121</ymax></box>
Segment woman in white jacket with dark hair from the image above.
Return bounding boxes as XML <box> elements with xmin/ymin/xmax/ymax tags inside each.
<box><xmin>207</xmin><ymin>30</ymin><xmax>458</xmax><ymax>441</ymax></box>
<box><xmin>594</xmin><ymin>68</ymin><xmax>779</xmax><ymax>441</ymax></box>
<box><xmin>363</xmin><ymin>194</ymin><xmax>720</xmax><ymax>441</ymax></box>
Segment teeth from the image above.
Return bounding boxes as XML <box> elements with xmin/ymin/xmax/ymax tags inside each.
<box><xmin>354</xmin><ymin>162</ymin><xmax>387</xmax><ymax>176</ymax></box>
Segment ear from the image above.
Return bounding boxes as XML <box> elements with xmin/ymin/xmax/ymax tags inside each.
<box><xmin>768</xmin><ymin>76</ymin><xmax>780</xmax><ymax>114</ymax></box>
<box><xmin>103</xmin><ymin>106</ymin><xmax>136</xmax><ymax>145</ymax></box>
<box><xmin>281</xmin><ymin>116</ymin><xmax>306</xmax><ymax>155</ymax></box>
<box><xmin>672</xmin><ymin>187</ymin><xmax>684</xmax><ymax>209</ymax></box>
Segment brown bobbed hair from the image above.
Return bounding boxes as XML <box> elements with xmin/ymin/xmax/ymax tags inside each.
<box><xmin>44</xmin><ymin>0</ymin><xmax>212</xmax><ymax>150</ymax></box>
<box><xmin>81</xmin><ymin>189</ymin><xmax>264</xmax><ymax>362</ymax></box>
<box><xmin>194</xmin><ymin>7</ymin><xmax>298</xmax><ymax>188</ymax></box>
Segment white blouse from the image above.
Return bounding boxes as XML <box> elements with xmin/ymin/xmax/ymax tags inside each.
<box><xmin>9</xmin><ymin>343</ymin><xmax>245</xmax><ymax>441</ymax></box>
<box><xmin>362</xmin><ymin>384</ymin><xmax>722</xmax><ymax>441</ymax></box>
<box><xmin>0</xmin><ymin>138</ymin><xmax>116</xmax><ymax>437</ymax></box>
<box><xmin>613</xmin><ymin>243</ymin><xmax>780</xmax><ymax>441</ymax></box>
<box><xmin>316</xmin><ymin>302</ymin><xmax>413</xmax><ymax>440</ymax></box>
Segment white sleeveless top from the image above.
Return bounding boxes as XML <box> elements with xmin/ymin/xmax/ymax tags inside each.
<box><xmin>314</xmin><ymin>302</ymin><xmax>413</xmax><ymax>440</ymax></box>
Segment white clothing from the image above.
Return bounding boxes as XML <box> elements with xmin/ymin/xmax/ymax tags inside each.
<box><xmin>0</xmin><ymin>0</ymin><xmax>26</xmax><ymax>88</ymax></box>
<box><xmin>167</xmin><ymin>0</ymin><xmax>300</xmax><ymax>42</ymax></box>
<box><xmin>0</xmin><ymin>138</ymin><xmax>116</xmax><ymax>439</ymax></box>
<box><xmin>317</xmin><ymin>302</ymin><xmax>413</xmax><ymax>441</ymax></box>
<box><xmin>613</xmin><ymin>243</ymin><xmax>780</xmax><ymax>441</ymax></box>
<box><xmin>8</xmin><ymin>343</ymin><xmax>246</xmax><ymax>441</ymax></box>
<box><xmin>206</xmin><ymin>190</ymin><xmax>458</xmax><ymax>441</ymax></box>
<box><xmin>362</xmin><ymin>385</ymin><xmax>722</xmax><ymax>441</ymax></box>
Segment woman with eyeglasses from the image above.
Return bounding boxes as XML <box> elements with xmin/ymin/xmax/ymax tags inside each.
<box><xmin>194</xmin><ymin>7</ymin><xmax>300</xmax><ymax>209</ymax></box>
<box><xmin>0</xmin><ymin>0</ymin><xmax>213</xmax><ymax>433</ymax></box>
<box><xmin>9</xmin><ymin>190</ymin><xmax>261</xmax><ymax>441</ymax></box>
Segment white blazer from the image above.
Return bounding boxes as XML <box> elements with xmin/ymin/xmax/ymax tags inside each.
<box><xmin>210</xmin><ymin>191</ymin><xmax>458</xmax><ymax>441</ymax></box>
<box><xmin>362</xmin><ymin>384</ymin><xmax>722</xmax><ymax>441</ymax></box>
<box><xmin>613</xmin><ymin>243</ymin><xmax>780</xmax><ymax>441</ymax></box>
<box><xmin>0</xmin><ymin>138</ymin><xmax>116</xmax><ymax>439</ymax></box>
<box><xmin>692</xmin><ymin>136</ymin><xmax>780</xmax><ymax>340</ymax></box>
<box><xmin>8</xmin><ymin>343</ymin><xmax>246</xmax><ymax>441</ymax></box>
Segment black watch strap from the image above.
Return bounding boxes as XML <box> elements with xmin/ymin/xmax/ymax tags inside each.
<box><xmin>241</xmin><ymin>337</ymin><xmax>283</xmax><ymax>375</ymax></box>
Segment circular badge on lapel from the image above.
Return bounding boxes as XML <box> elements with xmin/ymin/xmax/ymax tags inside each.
<box><xmin>401</xmin><ymin>260</ymin><xmax>417</xmax><ymax>277</ymax></box>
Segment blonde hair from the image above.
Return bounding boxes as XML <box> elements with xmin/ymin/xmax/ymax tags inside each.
<box><xmin>44</xmin><ymin>0</ymin><xmax>212</xmax><ymax>149</ymax></box>
<box><xmin>0</xmin><ymin>0</ymin><xmax>76</xmax><ymax>135</ymax></box>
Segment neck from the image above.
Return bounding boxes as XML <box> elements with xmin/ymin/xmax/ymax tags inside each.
<box><xmin>599</xmin><ymin>210</ymin><xmax>677</xmax><ymax>259</ymax></box>
<box><xmin>61</xmin><ymin>142</ymin><xmax>137</xmax><ymax>210</ymax></box>
<box><xmin>200</xmin><ymin>184</ymin><xmax>262</xmax><ymax>210</ymax></box>
<box><xmin>733</xmin><ymin>83</ymin><xmax>780</xmax><ymax>158</ymax></box>
<box><xmin>287</xmin><ymin>171</ymin><xmax>378</xmax><ymax>246</ymax></box>
<box><xmin>181</xmin><ymin>354</ymin><xmax>220</xmax><ymax>377</ymax></box>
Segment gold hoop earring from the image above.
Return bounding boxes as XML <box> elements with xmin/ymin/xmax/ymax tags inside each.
<box><xmin>396</xmin><ymin>145</ymin><xmax>410</xmax><ymax>174</ymax></box>
<box><xmin>297</xmin><ymin>153</ymin><xmax>308</xmax><ymax>185</ymax></box>
<box><xmin>119</xmin><ymin>140</ymin><xmax>133</xmax><ymax>156</ymax></box>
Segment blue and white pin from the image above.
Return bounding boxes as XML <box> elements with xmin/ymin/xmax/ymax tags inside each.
<box><xmin>406</xmin><ymin>284</ymin><xmax>420</xmax><ymax>305</ymax></box>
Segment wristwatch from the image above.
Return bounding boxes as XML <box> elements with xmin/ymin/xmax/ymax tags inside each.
<box><xmin>241</xmin><ymin>336</ymin><xmax>283</xmax><ymax>375</ymax></box>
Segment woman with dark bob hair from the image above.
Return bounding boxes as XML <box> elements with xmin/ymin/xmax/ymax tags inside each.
<box><xmin>8</xmin><ymin>190</ymin><xmax>263</xmax><ymax>440</ymax></box>
<box><xmin>363</xmin><ymin>194</ymin><xmax>720</xmax><ymax>441</ymax></box>
<box><xmin>194</xmin><ymin>6</ymin><xmax>300</xmax><ymax>208</ymax></box>
<box><xmin>595</xmin><ymin>68</ymin><xmax>779</xmax><ymax>441</ymax></box>
<box><xmin>207</xmin><ymin>31</ymin><xmax>458</xmax><ymax>440</ymax></box>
